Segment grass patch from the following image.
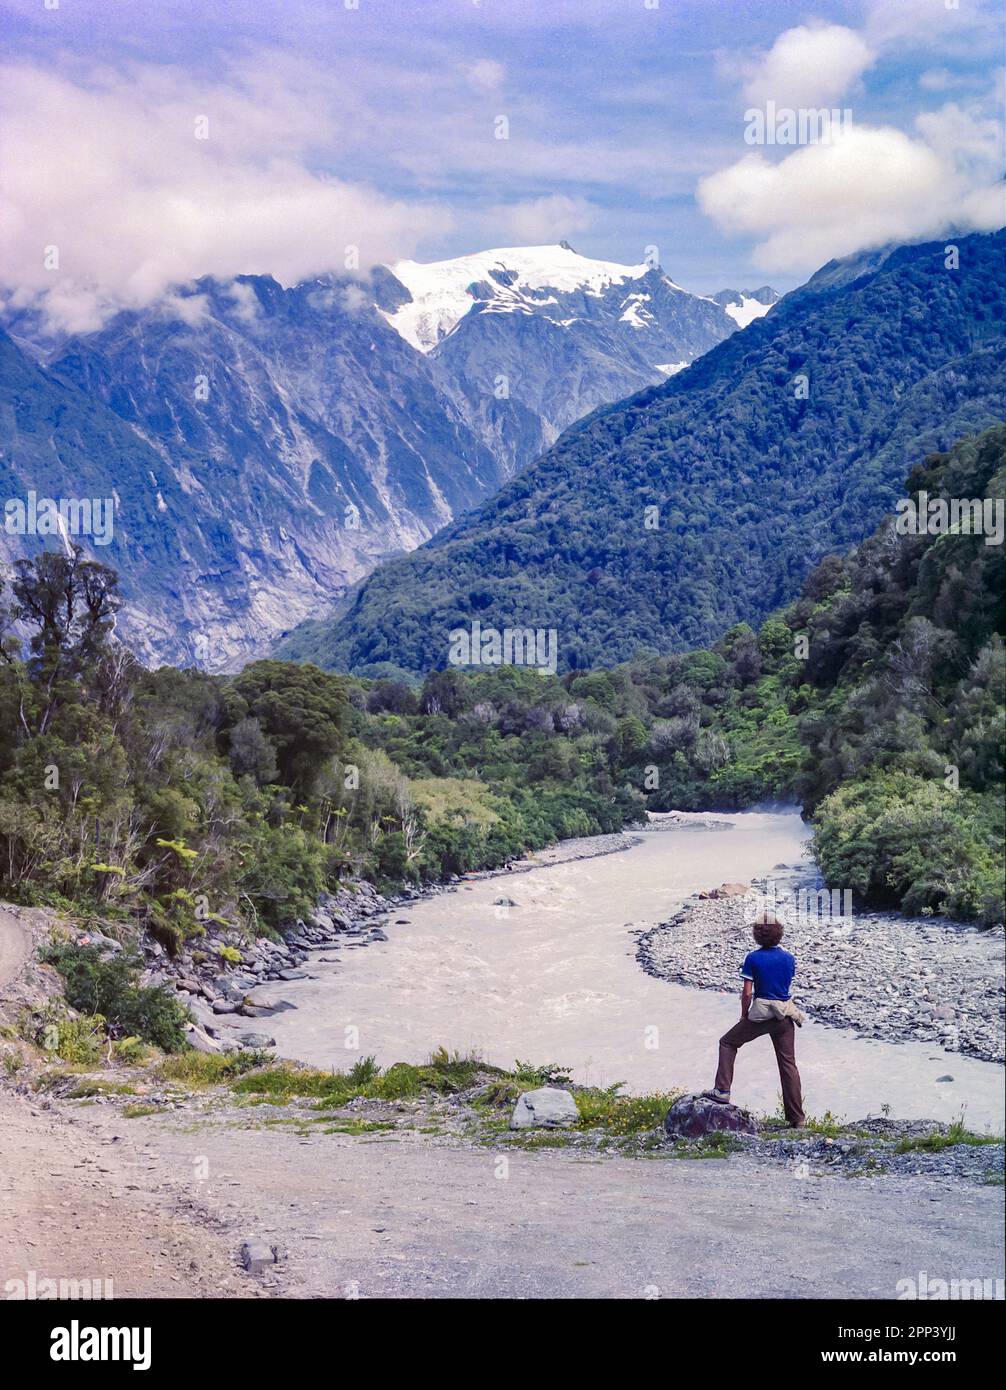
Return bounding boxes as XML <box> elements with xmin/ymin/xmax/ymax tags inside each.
<box><xmin>123</xmin><ymin>1103</ymin><xmax>160</xmax><ymax>1119</ymax></box>
<box><xmin>574</xmin><ymin>1086</ymin><xmax>683</xmax><ymax>1136</ymax></box>
<box><xmin>232</xmin><ymin>1047</ymin><xmax>501</xmax><ymax>1107</ymax></box>
<box><xmin>894</xmin><ymin>1117</ymin><xmax>1001</xmax><ymax>1154</ymax></box>
<box><xmin>803</xmin><ymin>1110</ymin><xmax>848</xmax><ymax>1139</ymax></box>
<box><xmin>155</xmin><ymin>1048</ymin><xmax>271</xmax><ymax>1088</ymax></box>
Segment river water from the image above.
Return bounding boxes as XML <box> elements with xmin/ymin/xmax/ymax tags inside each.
<box><xmin>265</xmin><ymin>810</ymin><xmax>1005</xmax><ymax>1132</ymax></box>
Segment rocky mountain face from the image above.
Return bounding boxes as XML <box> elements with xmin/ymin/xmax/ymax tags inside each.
<box><xmin>378</xmin><ymin>244</ymin><xmax>754</xmax><ymax>475</ymax></box>
<box><xmin>284</xmin><ymin>229</ymin><xmax>1006</xmax><ymax>677</ymax></box>
<box><xmin>2</xmin><ymin>277</ymin><xmax>501</xmax><ymax>670</ymax></box>
<box><xmin>1</xmin><ymin>246</ymin><xmax>757</xmax><ymax>670</ymax></box>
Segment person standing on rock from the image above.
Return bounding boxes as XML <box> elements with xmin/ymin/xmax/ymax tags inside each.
<box><xmin>705</xmin><ymin>912</ymin><xmax>806</xmax><ymax>1127</ymax></box>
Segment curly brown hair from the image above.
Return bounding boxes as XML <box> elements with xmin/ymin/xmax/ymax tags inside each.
<box><xmin>751</xmin><ymin>912</ymin><xmax>785</xmax><ymax>947</ymax></box>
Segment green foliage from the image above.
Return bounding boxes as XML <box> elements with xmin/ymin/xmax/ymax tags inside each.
<box><xmin>1</xmin><ymin>426</ymin><xmax>1001</xmax><ymax>933</ymax></box>
<box><xmin>232</xmin><ymin>1048</ymin><xmax>504</xmax><ymax>1107</ymax></box>
<box><xmin>155</xmin><ymin>1049</ymin><xmax>271</xmax><ymax>1087</ymax></box>
<box><xmin>894</xmin><ymin>1116</ymin><xmax>1000</xmax><ymax>1153</ymax></box>
<box><xmin>41</xmin><ymin>943</ymin><xmax>189</xmax><ymax>1052</ymax></box>
<box><xmin>22</xmin><ymin>1006</ymin><xmax>106</xmax><ymax>1065</ymax></box>
<box><xmin>800</xmin><ymin>427</ymin><xmax>1006</xmax><ymax>924</ymax></box>
<box><xmin>812</xmin><ymin>775</ymin><xmax>1004</xmax><ymax>925</ymax></box>
<box><xmin>573</xmin><ymin>1086</ymin><xmax>684</xmax><ymax>1135</ymax></box>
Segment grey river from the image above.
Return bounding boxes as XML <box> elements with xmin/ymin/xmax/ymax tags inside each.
<box><xmin>265</xmin><ymin>810</ymin><xmax>1005</xmax><ymax>1132</ymax></box>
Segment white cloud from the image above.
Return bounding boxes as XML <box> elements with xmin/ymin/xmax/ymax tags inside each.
<box><xmin>743</xmin><ymin>23</ymin><xmax>875</xmax><ymax>109</ymax></box>
<box><xmin>488</xmin><ymin>194</ymin><xmax>596</xmax><ymax>245</ymax></box>
<box><xmin>466</xmin><ymin>59</ymin><xmax>505</xmax><ymax>92</ymax></box>
<box><xmin>0</xmin><ymin>60</ymin><xmax>451</xmax><ymax>332</ymax></box>
<box><xmin>159</xmin><ymin>292</ymin><xmax>210</xmax><ymax>327</ymax></box>
<box><xmin>226</xmin><ymin>280</ymin><xmax>263</xmax><ymax>325</ymax></box>
<box><xmin>697</xmin><ymin>107</ymin><xmax>1004</xmax><ymax>273</ymax></box>
<box><xmin>919</xmin><ymin>68</ymin><xmax>961</xmax><ymax>93</ymax></box>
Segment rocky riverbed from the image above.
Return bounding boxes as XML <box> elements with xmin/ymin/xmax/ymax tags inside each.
<box><xmin>636</xmin><ymin>869</ymin><xmax>1006</xmax><ymax>1065</ymax></box>
<box><xmin>126</xmin><ymin>880</ymin><xmax>416</xmax><ymax>1053</ymax></box>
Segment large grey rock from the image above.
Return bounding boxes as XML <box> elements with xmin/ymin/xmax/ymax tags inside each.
<box><xmin>239</xmin><ymin>1239</ymin><xmax>276</xmax><ymax>1274</ymax></box>
<box><xmin>243</xmin><ymin>989</ymin><xmax>281</xmax><ymax>1008</ymax></box>
<box><xmin>185</xmin><ymin>999</ymin><xmax>220</xmax><ymax>1034</ymax></box>
<box><xmin>510</xmin><ymin>1087</ymin><xmax>579</xmax><ymax>1130</ymax></box>
<box><xmin>664</xmin><ymin>1094</ymin><xmax>757</xmax><ymax>1139</ymax></box>
<box><xmin>77</xmin><ymin>930</ymin><xmax>122</xmax><ymax>954</ymax></box>
<box><xmin>234</xmin><ymin>1032</ymin><xmax>276</xmax><ymax>1049</ymax></box>
<box><xmin>212</xmin><ymin>976</ymin><xmax>247</xmax><ymax>1003</ymax></box>
<box><xmin>184</xmin><ymin>1023</ymin><xmax>224</xmax><ymax>1054</ymax></box>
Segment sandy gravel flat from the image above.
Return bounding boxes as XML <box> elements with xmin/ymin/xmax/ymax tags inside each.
<box><xmin>0</xmin><ymin>1090</ymin><xmax>252</xmax><ymax>1299</ymax></box>
<box><xmin>64</xmin><ymin>1101</ymin><xmax>1006</xmax><ymax>1300</ymax></box>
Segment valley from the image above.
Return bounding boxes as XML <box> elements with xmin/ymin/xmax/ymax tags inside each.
<box><xmin>1</xmin><ymin>246</ymin><xmax>759</xmax><ymax>670</ymax></box>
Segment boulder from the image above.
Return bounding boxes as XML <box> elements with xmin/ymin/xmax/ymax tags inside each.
<box><xmin>243</xmin><ymin>989</ymin><xmax>281</xmax><ymax>1008</ymax></box>
<box><xmin>238</xmin><ymin>1239</ymin><xmax>276</xmax><ymax>1275</ymax></box>
<box><xmin>234</xmin><ymin>1032</ymin><xmax>276</xmax><ymax>1049</ymax></box>
<box><xmin>699</xmin><ymin>882</ymin><xmax>750</xmax><ymax>899</ymax></box>
<box><xmin>510</xmin><ymin>1087</ymin><xmax>579</xmax><ymax>1130</ymax></box>
<box><xmin>77</xmin><ymin>931</ymin><xmax>122</xmax><ymax>954</ymax></box>
<box><xmin>184</xmin><ymin>1023</ymin><xmax>224</xmax><ymax>1054</ymax></box>
<box><xmin>664</xmin><ymin>1094</ymin><xmax>757</xmax><ymax>1139</ymax></box>
<box><xmin>212</xmin><ymin>976</ymin><xmax>247</xmax><ymax>1003</ymax></box>
<box><xmin>185</xmin><ymin>999</ymin><xmax>221</xmax><ymax>1034</ymax></box>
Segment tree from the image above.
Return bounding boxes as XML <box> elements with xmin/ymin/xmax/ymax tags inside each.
<box><xmin>4</xmin><ymin>546</ymin><xmax>121</xmax><ymax>734</ymax></box>
<box><xmin>228</xmin><ymin>661</ymin><xmax>346</xmax><ymax>796</ymax></box>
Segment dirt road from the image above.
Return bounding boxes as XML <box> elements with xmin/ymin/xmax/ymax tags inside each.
<box><xmin>73</xmin><ymin>1103</ymin><xmax>1006</xmax><ymax>1299</ymax></box>
<box><xmin>0</xmin><ymin>905</ymin><xmax>32</xmax><ymax>994</ymax></box>
<box><xmin>0</xmin><ymin>1091</ymin><xmax>253</xmax><ymax>1298</ymax></box>
<box><xmin>0</xmin><ymin>902</ymin><xmax>251</xmax><ymax>1299</ymax></box>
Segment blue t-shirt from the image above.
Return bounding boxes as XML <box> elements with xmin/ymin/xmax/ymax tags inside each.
<box><xmin>740</xmin><ymin>946</ymin><xmax>795</xmax><ymax>1001</ymax></box>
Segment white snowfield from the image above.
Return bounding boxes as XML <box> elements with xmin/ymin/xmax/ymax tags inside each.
<box><xmin>722</xmin><ymin>294</ymin><xmax>774</xmax><ymax>329</ymax></box>
<box><xmin>383</xmin><ymin>244</ymin><xmax>662</xmax><ymax>352</ymax></box>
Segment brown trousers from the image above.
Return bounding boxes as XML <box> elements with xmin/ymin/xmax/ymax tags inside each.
<box><xmin>715</xmin><ymin>1014</ymin><xmax>805</xmax><ymax>1127</ymax></box>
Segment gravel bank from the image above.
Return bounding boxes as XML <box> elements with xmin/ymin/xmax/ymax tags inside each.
<box><xmin>636</xmin><ymin>868</ymin><xmax>1005</xmax><ymax>1065</ymax></box>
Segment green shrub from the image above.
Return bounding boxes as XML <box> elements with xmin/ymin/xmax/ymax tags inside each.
<box><xmin>41</xmin><ymin>943</ymin><xmax>189</xmax><ymax>1052</ymax></box>
<box><xmin>22</xmin><ymin>1006</ymin><xmax>106</xmax><ymax>1064</ymax></box>
<box><xmin>813</xmin><ymin>774</ymin><xmax>1005</xmax><ymax>924</ymax></box>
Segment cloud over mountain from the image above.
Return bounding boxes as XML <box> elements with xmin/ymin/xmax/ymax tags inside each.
<box><xmin>698</xmin><ymin>108</ymin><xmax>1003</xmax><ymax>273</ymax></box>
<box><xmin>0</xmin><ymin>60</ymin><xmax>450</xmax><ymax>333</ymax></box>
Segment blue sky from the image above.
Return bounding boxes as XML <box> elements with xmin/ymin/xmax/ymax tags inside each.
<box><xmin>1</xmin><ymin>0</ymin><xmax>1001</xmax><ymax>328</ymax></box>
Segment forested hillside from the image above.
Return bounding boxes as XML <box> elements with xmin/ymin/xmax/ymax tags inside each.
<box><xmin>283</xmin><ymin>230</ymin><xmax>1006</xmax><ymax>677</ymax></box>
<box><xmin>1</xmin><ymin>430</ymin><xmax>1002</xmax><ymax>959</ymax></box>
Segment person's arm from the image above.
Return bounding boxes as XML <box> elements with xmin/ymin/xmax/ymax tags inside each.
<box><xmin>741</xmin><ymin>978</ymin><xmax>753</xmax><ymax>1019</ymax></box>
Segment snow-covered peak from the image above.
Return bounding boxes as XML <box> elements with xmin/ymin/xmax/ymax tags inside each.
<box><xmin>383</xmin><ymin>244</ymin><xmax>654</xmax><ymax>352</ymax></box>
<box><xmin>722</xmin><ymin>295</ymin><xmax>772</xmax><ymax>329</ymax></box>
<box><xmin>711</xmin><ymin>286</ymin><xmax>780</xmax><ymax>330</ymax></box>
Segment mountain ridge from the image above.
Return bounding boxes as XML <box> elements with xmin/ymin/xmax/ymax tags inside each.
<box><xmin>2</xmin><ymin>246</ymin><xmax>760</xmax><ymax>669</ymax></box>
<box><xmin>279</xmin><ymin>229</ymin><xmax>1006</xmax><ymax>677</ymax></box>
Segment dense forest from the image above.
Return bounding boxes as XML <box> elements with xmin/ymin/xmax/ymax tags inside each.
<box><xmin>279</xmin><ymin>230</ymin><xmax>1006</xmax><ymax>678</ymax></box>
<box><xmin>1</xmin><ymin>429</ymin><xmax>1002</xmax><ymax>959</ymax></box>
